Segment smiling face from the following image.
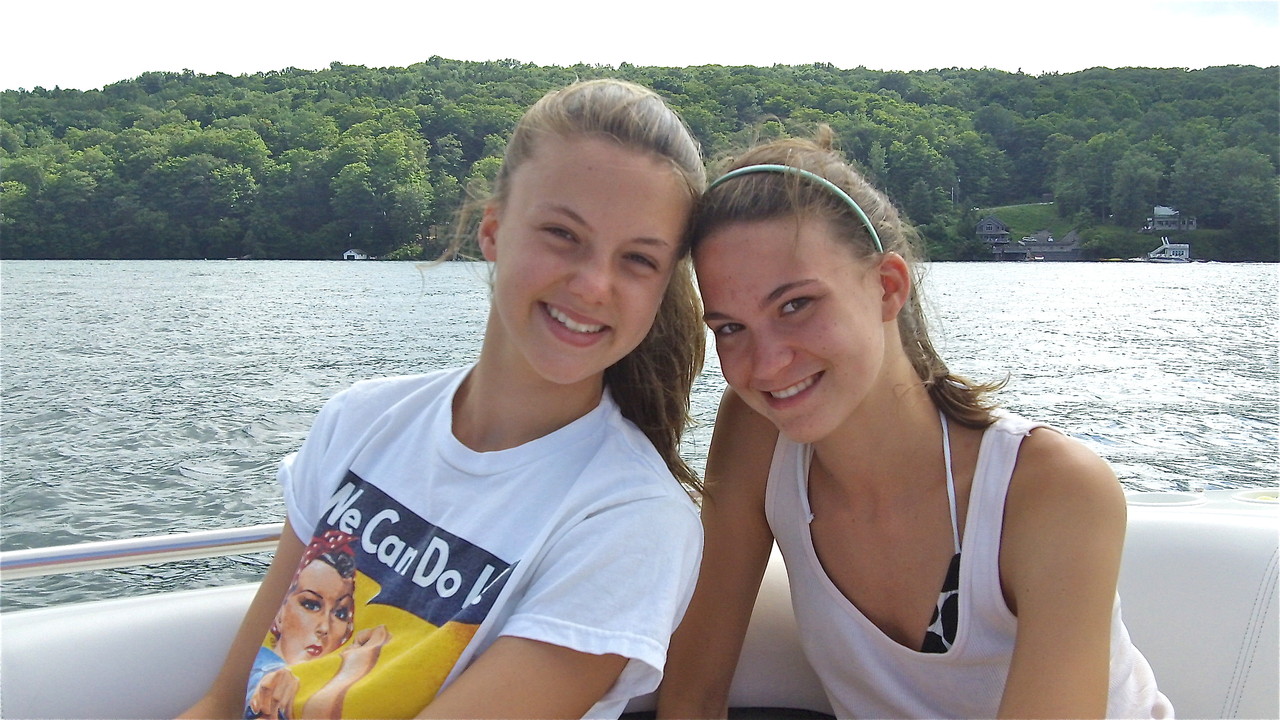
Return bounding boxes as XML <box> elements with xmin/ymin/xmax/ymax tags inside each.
<box><xmin>477</xmin><ymin>134</ymin><xmax>691</xmax><ymax>396</ymax></box>
<box><xmin>696</xmin><ymin>215</ymin><xmax>901</xmax><ymax>445</ymax></box>
<box><xmin>273</xmin><ymin>559</ymin><xmax>355</xmax><ymax>664</ymax></box>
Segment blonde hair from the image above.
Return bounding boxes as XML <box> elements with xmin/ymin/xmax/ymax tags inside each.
<box><xmin>692</xmin><ymin>128</ymin><xmax>1003</xmax><ymax>428</ymax></box>
<box><xmin>446</xmin><ymin>79</ymin><xmax>708</xmax><ymax>489</ymax></box>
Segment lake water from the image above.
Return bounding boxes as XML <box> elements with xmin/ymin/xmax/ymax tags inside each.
<box><xmin>2</xmin><ymin>260</ymin><xmax>1277</xmax><ymax>609</ymax></box>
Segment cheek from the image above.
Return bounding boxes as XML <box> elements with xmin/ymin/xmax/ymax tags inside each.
<box><xmin>627</xmin><ymin>278</ymin><xmax>670</xmax><ymax>329</ymax></box>
<box><xmin>712</xmin><ymin>340</ymin><xmax>750</xmax><ymax>386</ymax></box>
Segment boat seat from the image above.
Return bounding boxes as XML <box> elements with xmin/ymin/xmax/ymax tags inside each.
<box><xmin>1117</xmin><ymin>491</ymin><xmax>1278</xmax><ymax>719</ymax></box>
<box><xmin>1</xmin><ymin>490</ymin><xmax>1275</xmax><ymax>719</ymax></box>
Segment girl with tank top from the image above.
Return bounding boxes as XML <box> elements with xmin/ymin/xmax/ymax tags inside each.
<box><xmin>657</xmin><ymin>131</ymin><xmax>1172</xmax><ymax>719</ymax></box>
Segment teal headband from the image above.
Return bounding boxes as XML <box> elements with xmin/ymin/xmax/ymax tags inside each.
<box><xmin>706</xmin><ymin>164</ymin><xmax>884</xmax><ymax>253</ymax></box>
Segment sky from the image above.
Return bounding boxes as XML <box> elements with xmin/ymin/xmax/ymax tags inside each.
<box><xmin>3</xmin><ymin>0</ymin><xmax>1276</xmax><ymax>92</ymax></box>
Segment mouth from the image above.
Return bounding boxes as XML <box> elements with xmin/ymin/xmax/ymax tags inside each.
<box><xmin>545</xmin><ymin>304</ymin><xmax>606</xmax><ymax>335</ymax></box>
<box><xmin>769</xmin><ymin>374</ymin><xmax>818</xmax><ymax>400</ymax></box>
<box><xmin>305</xmin><ymin>644</ymin><xmax>324</xmax><ymax>657</ymax></box>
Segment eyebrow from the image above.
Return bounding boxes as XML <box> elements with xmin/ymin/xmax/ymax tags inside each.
<box><xmin>541</xmin><ymin>203</ymin><xmax>673</xmax><ymax>248</ymax></box>
<box><xmin>703</xmin><ymin>279</ymin><xmax>818</xmax><ymax>323</ymax></box>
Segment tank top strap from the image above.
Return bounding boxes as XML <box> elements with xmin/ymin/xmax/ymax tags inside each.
<box><xmin>940</xmin><ymin>410</ymin><xmax>960</xmax><ymax>554</ymax></box>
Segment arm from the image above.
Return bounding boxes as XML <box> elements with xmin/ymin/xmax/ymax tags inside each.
<box><xmin>424</xmin><ymin>442</ymin><xmax>705</xmax><ymax>717</ymax></box>
<box><xmin>997</xmin><ymin>429</ymin><xmax>1128</xmax><ymax>719</ymax></box>
<box><xmin>178</xmin><ymin>520</ymin><xmax>306</xmax><ymax>720</ymax></box>
<box><xmin>417</xmin><ymin>636</ymin><xmax>628</xmax><ymax>719</ymax></box>
<box><xmin>657</xmin><ymin>389</ymin><xmax>778</xmax><ymax>719</ymax></box>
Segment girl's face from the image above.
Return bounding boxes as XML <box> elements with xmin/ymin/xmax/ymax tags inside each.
<box><xmin>274</xmin><ymin>559</ymin><xmax>355</xmax><ymax>664</ymax></box>
<box><xmin>695</xmin><ymin>216</ymin><xmax>893</xmax><ymax>445</ymax></box>
<box><xmin>478</xmin><ymin>135</ymin><xmax>690</xmax><ymax>393</ymax></box>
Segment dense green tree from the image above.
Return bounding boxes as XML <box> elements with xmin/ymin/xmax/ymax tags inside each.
<box><xmin>1110</xmin><ymin>150</ymin><xmax>1164</xmax><ymax>229</ymax></box>
<box><xmin>1</xmin><ymin>60</ymin><xmax>1275</xmax><ymax>261</ymax></box>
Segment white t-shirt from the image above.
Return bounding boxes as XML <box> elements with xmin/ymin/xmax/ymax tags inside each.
<box><xmin>250</xmin><ymin>367</ymin><xmax>702</xmax><ymax>719</ymax></box>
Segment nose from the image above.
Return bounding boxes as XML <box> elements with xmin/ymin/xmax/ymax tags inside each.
<box><xmin>756</xmin><ymin>328</ymin><xmax>798</xmax><ymax>380</ymax></box>
<box><xmin>729</xmin><ymin>329</ymin><xmax>794</xmax><ymax>388</ymax></box>
<box><xmin>567</xmin><ymin>251</ymin><xmax>613</xmax><ymax>303</ymax></box>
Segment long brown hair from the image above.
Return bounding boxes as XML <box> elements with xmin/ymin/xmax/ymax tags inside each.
<box><xmin>445</xmin><ymin>79</ymin><xmax>708</xmax><ymax>490</ymax></box>
<box><xmin>691</xmin><ymin>127</ymin><xmax>1003</xmax><ymax>428</ymax></box>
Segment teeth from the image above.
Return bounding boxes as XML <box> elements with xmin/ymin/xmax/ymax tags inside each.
<box><xmin>771</xmin><ymin>376</ymin><xmax>816</xmax><ymax>399</ymax></box>
<box><xmin>547</xmin><ymin>305</ymin><xmax>604</xmax><ymax>334</ymax></box>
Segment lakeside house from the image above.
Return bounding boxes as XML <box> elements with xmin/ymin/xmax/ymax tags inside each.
<box><xmin>976</xmin><ymin>216</ymin><xmax>1011</xmax><ymax>245</ymax></box>
<box><xmin>976</xmin><ymin>216</ymin><xmax>1082</xmax><ymax>261</ymax></box>
<box><xmin>1143</xmin><ymin>205</ymin><xmax>1197</xmax><ymax>232</ymax></box>
<box><xmin>343</xmin><ymin>248</ymin><xmax>370</xmax><ymax>260</ymax></box>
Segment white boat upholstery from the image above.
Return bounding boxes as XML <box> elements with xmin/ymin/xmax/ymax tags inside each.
<box><xmin>1</xmin><ymin>489</ymin><xmax>1276</xmax><ymax>719</ymax></box>
<box><xmin>1117</xmin><ymin>490</ymin><xmax>1278</xmax><ymax>719</ymax></box>
<box><xmin>1</xmin><ymin>583</ymin><xmax>257</xmax><ymax>719</ymax></box>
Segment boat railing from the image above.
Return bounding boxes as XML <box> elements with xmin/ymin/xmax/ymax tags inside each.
<box><xmin>0</xmin><ymin>523</ymin><xmax>283</xmax><ymax>581</ymax></box>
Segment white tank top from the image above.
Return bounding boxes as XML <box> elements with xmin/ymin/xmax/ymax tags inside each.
<box><xmin>765</xmin><ymin>412</ymin><xmax>1173</xmax><ymax>719</ymax></box>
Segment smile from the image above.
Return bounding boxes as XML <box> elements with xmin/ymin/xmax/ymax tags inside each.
<box><xmin>546</xmin><ymin>304</ymin><xmax>605</xmax><ymax>334</ymax></box>
<box><xmin>770</xmin><ymin>375</ymin><xmax>817</xmax><ymax>400</ymax></box>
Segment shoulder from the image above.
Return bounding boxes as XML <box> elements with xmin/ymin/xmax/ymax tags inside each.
<box><xmin>1009</xmin><ymin>424</ymin><xmax>1123</xmax><ymax>508</ymax></box>
<box><xmin>338</xmin><ymin>368</ymin><xmax>461</xmax><ymax>409</ymax></box>
<box><xmin>292</xmin><ymin>368</ymin><xmax>463</xmax><ymax>465</ymax></box>
<box><xmin>998</xmin><ymin>420</ymin><xmax>1128</xmax><ymax>627</ymax></box>
<box><xmin>704</xmin><ymin>389</ymin><xmax>779</xmax><ymax>506</ymax></box>
<box><xmin>1001</xmin><ymin>422</ymin><xmax>1127</xmax><ymax>569</ymax></box>
<box><xmin>581</xmin><ymin>395</ymin><xmax>701</xmax><ymax>512</ymax></box>
<box><xmin>983</xmin><ymin>411</ymin><xmax>1122</xmax><ymax>511</ymax></box>
<box><xmin>315</xmin><ymin>368</ymin><xmax>462</xmax><ymax>426</ymax></box>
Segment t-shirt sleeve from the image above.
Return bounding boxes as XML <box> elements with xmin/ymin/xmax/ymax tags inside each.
<box><xmin>277</xmin><ymin>387</ymin><xmax>352</xmax><ymax>541</ymax></box>
<box><xmin>497</xmin><ymin>494</ymin><xmax>703</xmax><ymax>707</ymax></box>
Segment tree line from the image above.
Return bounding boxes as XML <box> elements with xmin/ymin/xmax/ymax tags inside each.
<box><xmin>2</xmin><ymin>59</ymin><xmax>1276</xmax><ymax>261</ymax></box>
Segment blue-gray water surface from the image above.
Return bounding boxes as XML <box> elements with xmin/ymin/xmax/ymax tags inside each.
<box><xmin>2</xmin><ymin>260</ymin><xmax>1277</xmax><ymax>609</ymax></box>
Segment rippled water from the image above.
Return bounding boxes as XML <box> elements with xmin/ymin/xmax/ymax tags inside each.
<box><xmin>2</xmin><ymin>260</ymin><xmax>1277</xmax><ymax>609</ymax></box>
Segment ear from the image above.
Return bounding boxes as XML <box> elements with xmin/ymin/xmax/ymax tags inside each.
<box><xmin>877</xmin><ymin>252</ymin><xmax>912</xmax><ymax>323</ymax></box>
<box><xmin>477</xmin><ymin>204</ymin><xmax>501</xmax><ymax>262</ymax></box>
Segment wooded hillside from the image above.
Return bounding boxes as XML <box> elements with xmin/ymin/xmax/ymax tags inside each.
<box><xmin>2</xmin><ymin>59</ymin><xmax>1275</xmax><ymax>260</ymax></box>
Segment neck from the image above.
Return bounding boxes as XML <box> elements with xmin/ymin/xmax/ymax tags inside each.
<box><xmin>811</xmin><ymin>376</ymin><xmax>941</xmax><ymax>496</ymax></box>
<box><xmin>452</xmin><ymin>332</ymin><xmax>605</xmax><ymax>453</ymax></box>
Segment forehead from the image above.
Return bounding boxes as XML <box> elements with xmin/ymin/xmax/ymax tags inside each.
<box><xmin>696</xmin><ymin>216</ymin><xmax>849</xmax><ymax>272</ymax></box>
<box><xmin>508</xmin><ymin>134</ymin><xmax>691</xmax><ymax>232</ymax></box>
<box><xmin>519</xmin><ymin>134</ymin><xmax>683</xmax><ymax>189</ymax></box>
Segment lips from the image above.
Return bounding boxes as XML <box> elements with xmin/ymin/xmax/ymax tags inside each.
<box><xmin>545</xmin><ymin>303</ymin><xmax>606</xmax><ymax>334</ymax></box>
<box><xmin>769</xmin><ymin>374</ymin><xmax>818</xmax><ymax>400</ymax></box>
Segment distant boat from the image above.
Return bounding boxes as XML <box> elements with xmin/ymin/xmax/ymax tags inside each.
<box><xmin>1143</xmin><ymin>236</ymin><xmax>1191</xmax><ymax>263</ymax></box>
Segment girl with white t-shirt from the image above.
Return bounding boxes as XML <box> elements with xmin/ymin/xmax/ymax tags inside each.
<box><xmin>658</xmin><ymin>130</ymin><xmax>1171</xmax><ymax>719</ymax></box>
<box><xmin>181</xmin><ymin>79</ymin><xmax>707</xmax><ymax>719</ymax></box>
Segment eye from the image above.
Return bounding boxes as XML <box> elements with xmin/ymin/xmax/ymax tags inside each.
<box><xmin>300</xmin><ymin>598</ymin><xmax>321</xmax><ymax>612</ymax></box>
<box><xmin>781</xmin><ymin>297</ymin><xmax>812</xmax><ymax>314</ymax></box>
<box><xmin>543</xmin><ymin>225</ymin><xmax>578</xmax><ymax>243</ymax></box>
<box><xmin>624</xmin><ymin>251</ymin><xmax>660</xmax><ymax>272</ymax></box>
<box><xmin>710</xmin><ymin>322</ymin><xmax>743</xmax><ymax>338</ymax></box>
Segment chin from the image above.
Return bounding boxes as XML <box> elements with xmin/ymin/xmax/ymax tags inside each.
<box><xmin>772</xmin><ymin>414</ymin><xmax>836</xmax><ymax>446</ymax></box>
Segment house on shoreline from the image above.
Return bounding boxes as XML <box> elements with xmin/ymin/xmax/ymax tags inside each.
<box><xmin>976</xmin><ymin>215</ymin><xmax>1083</xmax><ymax>261</ymax></box>
<box><xmin>976</xmin><ymin>216</ymin><xmax>1011</xmax><ymax>245</ymax></box>
<box><xmin>1143</xmin><ymin>205</ymin><xmax>1197</xmax><ymax>233</ymax></box>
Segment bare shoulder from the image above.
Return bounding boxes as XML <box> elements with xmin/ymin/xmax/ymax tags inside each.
<box><xmin>1000</xmin><ymin>427</ymin><xmax>1128</xmax><ymax>617</ymax></box>
<box><xmin>1007</xmin><ymin>426</ymin><xmax>1126</xmax><ymax>518</ymax></box>
<box><xmin>702</xmin><ymin>388</ymin><xmax>779</xmax><ymax>507</ymax></box>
